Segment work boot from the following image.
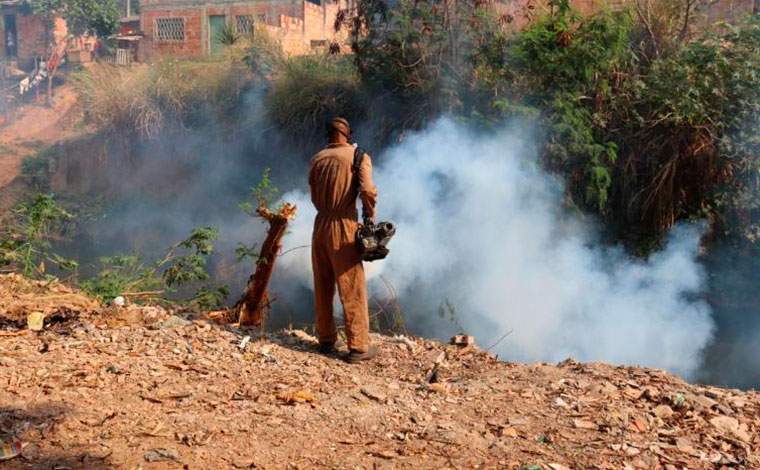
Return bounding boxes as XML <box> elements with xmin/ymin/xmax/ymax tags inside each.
<box><xmin>318</xmin><ymin>338</ymin><xmax>346</xmax><ymax>354</ymax></box>
<box><xmin>344</xmin><ymin>345</ymin><xmax>379</xmax><ymax>364</ymax></box>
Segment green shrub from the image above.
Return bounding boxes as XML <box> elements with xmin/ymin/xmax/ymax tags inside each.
<box><xmin>265</xmin><ymin>54</ymin><xmax>367</xmax><ymax>151</ymax></box>
<box><xmin>80</xmin><ymin>226</ymin><xmax>229</xmax><ymax>307</ymax></box>
<box><xmin>0</xmin><ymin>194</ymin><xmax>77</xmax><ymax>279</ymax></box>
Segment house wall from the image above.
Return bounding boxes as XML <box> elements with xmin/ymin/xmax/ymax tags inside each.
<box><xmin>1</xmin><ymin>6</ymin><xmax>50</xmax><ymax>68</ymax></box>
<box><xmin>139</xmin><ymin>0</ymin><xmax>347</xmax><ymax>59</ymax></box>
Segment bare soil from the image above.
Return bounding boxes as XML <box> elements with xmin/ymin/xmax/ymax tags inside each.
<box><xmin>0</xmin><ymin>84</ymin><xmax>83</xmax><ymax>212</ymax></box>
<box><xmin>1</xmin><ymin>274</ymin><xmax>758</xmax><ymax>470</ymax></box>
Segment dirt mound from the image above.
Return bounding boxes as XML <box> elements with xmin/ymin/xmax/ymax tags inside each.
<box><xmin>0</xmin><ymin>273</ymin><xmax>100</xmax><ymax>330</ymax></box>
<box><xmin>0</xmin><ymin>273</ymin><xmax>172</xmax><ymax>332</ymax></box>
<box><xmin>0</xmin><ymin>277</ymin><xmax>758</xmax><ymax>469</ymax></box>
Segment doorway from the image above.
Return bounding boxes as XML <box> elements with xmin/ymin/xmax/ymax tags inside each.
<box><xmin>208</xmin><ymin>15</ymin><xmax>226</xmax><ymax>55</ymax></box>
<box><xmin>3</xmin><ymin>14</ymin><xmax>18</xmax><ymax>57</ymax></box>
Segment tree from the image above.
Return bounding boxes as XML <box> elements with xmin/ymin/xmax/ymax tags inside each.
<box><xmin>23</xmin><ymin>0</ymin><xmax>120</xmax><ymax>38</ymax></box>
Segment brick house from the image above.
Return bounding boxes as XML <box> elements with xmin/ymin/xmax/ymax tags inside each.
<box><xmin>0</xmin><ymin>0</ymin><xmax>71</xmax><ymax>69</ymax></box>
<box><xmin>139</xmin><ymin>0</ymin><xmax>349</xmax><ymax>58</ymax></box>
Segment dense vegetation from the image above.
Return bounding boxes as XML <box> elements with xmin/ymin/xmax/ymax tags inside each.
<box><xmin>330</xmin><ymin>0</ymin><xmax>760</xmax><ymax>250</ymax></box>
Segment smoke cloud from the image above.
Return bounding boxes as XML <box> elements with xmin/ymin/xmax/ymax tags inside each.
<box><xmin>278</xmin><ymin>119</ymin><xmax>714</xmax><ymax>378</ymax></box>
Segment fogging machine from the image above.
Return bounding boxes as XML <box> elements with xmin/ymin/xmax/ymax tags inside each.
<box><xmin>356</xmin><ymin>220</ymin><xmax>396</xmax><ymax>262</ymax></box>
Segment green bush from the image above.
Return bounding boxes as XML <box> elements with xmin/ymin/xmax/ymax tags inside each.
<box><xmin>265</xmin><ymin>54</ymin><xmax>367</xmax><ymax>151</ymax></box>
<box><xmin>473</xmin><ymin>4</ymin><xmax>760</xmax><ymax>247</ymax></box>
<box><xmin>80</xmin><ymin>226</ymin><xmax>229</xmax><ymax>307</ymax></box>
<box><xmin>0</xmin><ymin>194</ymin><xmax>77</xmax><ymax>279</ymax></box>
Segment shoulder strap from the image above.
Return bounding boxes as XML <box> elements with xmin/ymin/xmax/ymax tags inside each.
<box><xmin>353</xmin><ymin>147</ymin><xmax>365</xmax><ymax>172</ymax></box>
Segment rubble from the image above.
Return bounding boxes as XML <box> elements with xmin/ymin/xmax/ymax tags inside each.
<box><xmin>1</xmin><ymin>274</ymin><xmax>759</xmax><ymax>469</ymax></box>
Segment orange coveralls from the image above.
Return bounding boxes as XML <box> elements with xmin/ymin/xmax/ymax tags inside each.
<box><xmin>309</xmin><ymin>143</ymin><xmax>377</xmax><ymax>353</ymax></box>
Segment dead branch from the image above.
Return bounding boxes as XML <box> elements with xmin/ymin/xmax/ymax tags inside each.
<box><xmin>236</xmin><ymin>202</ymin><xmax>297</xmax><ymax>326</ymax></box>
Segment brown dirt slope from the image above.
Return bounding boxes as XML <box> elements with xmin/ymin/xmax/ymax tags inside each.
<box><xmin>0</xmin><ymin>274</ymin><xmax>758</xmax><ymax>470</ymax></box>
<box><xmin>0</xmin><ymin>84</ymin><xmax>83</xmax><ymax>213</ymax></box>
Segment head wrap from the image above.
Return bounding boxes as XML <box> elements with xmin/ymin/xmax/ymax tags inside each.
<box><xmin>327</xmin><ymin>117</ymin><xmax>352</xmax><ymax>141</ymax></box>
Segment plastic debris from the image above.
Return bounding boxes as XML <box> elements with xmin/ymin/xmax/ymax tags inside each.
<box><xmin>450</xmin><ymin>334</ymin><xmax>475</xmax><ymax>346</ymax></box>
<box><xmin>390</xmin><ymin>335</ymin><xmax>417</xmax><ymax>352</ymax></box>
<box><xmin>0</xmin><ymin>440</ymin><xmax>24</xmax><ymax>460</ymax></box>
<box><xmin>27</xmin><ymin>311</ymin><xmax>45</xmax><ymax>331</ymax></box>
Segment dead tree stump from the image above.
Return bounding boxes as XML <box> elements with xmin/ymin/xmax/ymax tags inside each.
<box><xmin>237</xmin><ymin>202</ymin><xmax>297</xmax><ymax>326</ymax></box>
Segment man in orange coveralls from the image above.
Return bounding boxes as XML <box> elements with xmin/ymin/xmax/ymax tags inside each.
<box><xmin>309</xmin><ymin>117</ymin><xmax>379</xmax><ymax>363</ymax></box>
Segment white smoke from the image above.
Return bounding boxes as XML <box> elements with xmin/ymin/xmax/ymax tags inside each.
<box><xmin>279</xmin><ymin>119</ymin><xmax>714</xmax><ymax>378</ymax></box>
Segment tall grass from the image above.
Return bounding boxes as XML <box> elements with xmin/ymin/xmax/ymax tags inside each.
<box><xmin>72</xmin><ymin>59</ymin><xmax>255</xmax><ymax>140</ymax></box>
<box><xmin>265</xmin><ymin>54</ymin><xmax>367</xmax><ymax>151</ymax></box>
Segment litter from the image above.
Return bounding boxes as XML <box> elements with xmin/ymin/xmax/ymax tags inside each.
<box><xmin>27</xmin><ymin>311</ymin><xmax>45</xmax><ymax>331</ymax></box>
<box><xmin>0</xmin><ymin>440</ymin><xmax>24</xmax><ymax>460</ymax></box>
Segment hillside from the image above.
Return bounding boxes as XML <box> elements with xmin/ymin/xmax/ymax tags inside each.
<box><xmin>0</xmin><ymin>274</ymin><xmax>758</xmax><ymax>469</ymax></box>
<box><xmin>0</xmin><ymin>83</ymin><xmax>83</xmax><ymax>214</ymax></box>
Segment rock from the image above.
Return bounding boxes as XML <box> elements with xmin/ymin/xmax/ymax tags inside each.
<box><xmin>732</xmin><ymin>425</ymin><xmax>752</xmax><ymax>444</ymax></box>
<box><xmin>361</xmin><ymin>386</ymin><xmax>387</xmax><ymax>402</ymax></box>
<box><xmin>113</xmin><ymin>296</ymin><xmax>126</xmax><ymax>307</ymax></box>
<box><xmin>709</xmin><ymin>416</ymin><xmax>751</xmax><ymax>443</ymax></box>
<box><xmin>630</xmin><ymin>419</ymin><xmax>648</xmax><ymax>432</ymax></box>
<box><xmin>144</xmin><ymin>448</ymin><xmax>179</xmax><ymax>462</ymax></box>
<box><xmin>0</xmin><ymin>357</ymin><xmax>18</xmax><ymax>367</ymax></box>
<box><xmin>691</xmin><ymin>394</ymin><xmax>718</xmax><ymax>409</ymax></box>
<box><xmin>425</xmin><ymin>349</ymin><xmax>446</xmax><ymax>366</ymax></box>
<box><xmin>548</xmin><ymin>464</ymin><xmax>571</xmax><ymax>470</ymax></box>
<box><xmin>710</xmin><ymin>416</ymin><xmax>739</xmax><ymax>434</ymax></box>
<box><xmin>653</xmin><ymin>405</ymin><xmax>674</xmax><ymax>419</ymax></box>
<box><xmin>573</xmin><ymin>419</ymin><xmax>598</xmax><ymax>430</ymax></box>
<box><xmin>501</xmin><ymin>427</ymin><xmax>518</xmax><ymax>438</ymax></box>
<box><xmin>675</xmin><ymin>437</ymin><xmax>696</xmax><ymax>455</ymax></box>
<box><xmin>157</xmin><ymin>316</ymin><xmax>191</xmax><ymax>328</ymax></box>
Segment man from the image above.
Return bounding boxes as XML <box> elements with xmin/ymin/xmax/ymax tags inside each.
<box><xmin>309</xmin><ymin>117</ymin><xmax>379</xmax><ymax>363</ymax></box>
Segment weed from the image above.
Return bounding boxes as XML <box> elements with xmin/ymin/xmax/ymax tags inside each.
<box><xmin>438</xmin><ymin>298</ymin><xmax>466</xmax><ymax>334</ymax></box>
<box><xmin>0</xmin><ymin>194</ymin><xmax>77</xmax><ymax>279</ymax></box>
<box><xmin>21</xmin><ymin>148</ymin><xmax>54</xmax><ymax>190</ymax></box>
<box><xmin>80</xmin><ymin>226</ymin><xmax>227</xmax><ymax>306</ymax></box>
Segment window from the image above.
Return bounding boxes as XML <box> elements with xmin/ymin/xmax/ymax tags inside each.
<box><xmin>155</xmin><ymin>17</ymin><xmax>185</xmax><ymax>43</ymax></box>
<box><xmin>236</xmin><ymin>15</ymin><xmax>253</xmax><ymax>35</ymax></box>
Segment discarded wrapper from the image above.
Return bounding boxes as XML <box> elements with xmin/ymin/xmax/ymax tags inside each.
<box><xmin>0</xmin><ymin>440</ymin><xmax>24</xmax><ymax>460</ymax></box>
<box><xmin>27</xmin><ymin>311</ymin><xmax>45</xmax><ymax>331</ymax></box>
